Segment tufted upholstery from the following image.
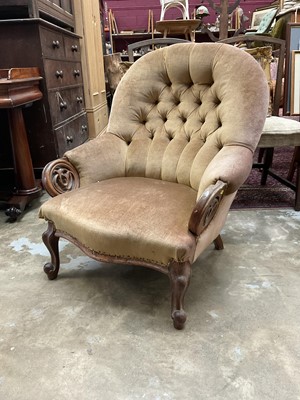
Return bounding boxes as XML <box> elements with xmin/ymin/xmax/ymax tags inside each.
<box><xmin>66</xmin><ymin>43</ymin><xmax>268</xmax><ymax>195</ymax></box>
<box><xmin>39</xmin><ymin>43</ymin><xmax>269</xmax><ymax>329</ymax></box>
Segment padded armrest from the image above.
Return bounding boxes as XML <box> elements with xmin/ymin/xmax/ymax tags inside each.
<box><xmin>198</xmin><ymin>145</ymin><xmax>254</xmax><ymax>196</ymax></box>
<box><xmin>64</xmin><ymin>132</ymin><xmax>128</xmax><ymax>187</ymax></box>
<box><xmin>42</xmin><ymin>132</ymin><xmax>128</xmax><ymax>196</ymax></box>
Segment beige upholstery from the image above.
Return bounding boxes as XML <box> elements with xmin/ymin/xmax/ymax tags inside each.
<box><xmin>39</xmin><ymin>43</ymin><xmax>269</xmax><ymax>329</ymax></box>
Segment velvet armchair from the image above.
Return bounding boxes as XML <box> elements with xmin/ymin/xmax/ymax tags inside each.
<box><xmin>40</xmin><ymin>43</ymin><xmax>269</xmax><ymax>329</ymax></box>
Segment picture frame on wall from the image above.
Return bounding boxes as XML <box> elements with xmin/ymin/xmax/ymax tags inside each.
<box><xmin>250</xmin><ymin>7</ymin><xmax>277</xmax><ymax>30</ymax></box>
<box><xmin>284</xmin><ymin>23</ymin><xmax>300</xmax><ymax>115</ymax></box>
<box><xmin>290</xmin><ymin>51</ymin><xmax>300</xmax><ymax>115</ymax></box>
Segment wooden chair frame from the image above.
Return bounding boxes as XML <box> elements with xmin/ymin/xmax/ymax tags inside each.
<box><xmin>128</xmin><ymin>37</ymin><xmax>189</xmax><ymax>62</ymax></box>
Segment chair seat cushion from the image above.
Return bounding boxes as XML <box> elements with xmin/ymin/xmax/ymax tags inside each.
<box><xmin>39</xmin><ymin>177</ymin><xmax>198</xmax><ymax>267</ymax></box>
<box><xmin>259</xmin><ymin>116</ymin><xmax>300</xmax><ymax>147</ymax></box>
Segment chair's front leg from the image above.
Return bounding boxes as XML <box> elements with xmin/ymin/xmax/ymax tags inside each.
<box><xmin>168</xmin><ymin>261</ymin><xmax>191</xmax><ymax>330</ymax></box>
<box><xmin>42</xmin><ymin>221</ymin><xmax>60</xmax><ymax>280</ymax></box>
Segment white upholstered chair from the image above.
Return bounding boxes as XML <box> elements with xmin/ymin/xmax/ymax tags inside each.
<box><xmin>160</xmin><ymin>0</ymin><xmax>189</xmax><ymax>20</ymax></box>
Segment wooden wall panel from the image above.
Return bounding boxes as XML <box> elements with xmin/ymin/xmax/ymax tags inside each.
<box><xmin>74</xmin><ymin>0</ymin><xmax>108</xmax><ymax>138</ymax></box>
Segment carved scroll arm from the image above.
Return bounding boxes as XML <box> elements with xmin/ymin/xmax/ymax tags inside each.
<box><xmin>41</xmin><ymin>157</ymin><xmax>80</xmax><ymax>197</ymax></box>
<box><xmin>188</xmin><ymin>180</ymin><xmax>228</xmax><ymax>236</ymax></box>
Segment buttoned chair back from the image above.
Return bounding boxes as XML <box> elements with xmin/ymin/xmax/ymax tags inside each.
<box><xmin>107</xmin><ymin>42</ymin><xmax>266</xmax><ymax>192</ymax></box>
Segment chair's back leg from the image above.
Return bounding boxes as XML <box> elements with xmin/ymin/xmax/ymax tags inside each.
<box><xmin>214</xmin><ymin>234</ymin><xmax>224</xmax><ymax>250</ymax></box>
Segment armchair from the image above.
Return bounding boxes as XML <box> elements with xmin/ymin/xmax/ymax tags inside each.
<box><xmin>40</xmin><ymin>43</ymin><xmax>269</xmax><ymax>329</ymax></box>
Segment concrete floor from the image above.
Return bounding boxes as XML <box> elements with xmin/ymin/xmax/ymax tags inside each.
<box><xmin>0</xmin><ymin>195</ymin><xmax>300</xmax><ymax>400</ymax></box>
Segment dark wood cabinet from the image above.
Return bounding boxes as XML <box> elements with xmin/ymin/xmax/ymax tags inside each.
<box><xmin>0</xmin><ymin>18</ymin><xmax>88</xmax><ymax>170</ymax></box>
<box><xmin>0</xmin><ymin>0</ymin><xmax>74</xmax><ymax>29</ymax></box>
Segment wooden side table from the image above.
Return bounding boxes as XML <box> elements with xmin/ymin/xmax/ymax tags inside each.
<box><xmin>155</xmin><ymin>20</ymin><xmax>200</xmax><ymax>42</ymax></box>
<box><xmin>0</xmin><ymin>67</ymin><xmax>43</xmax><ymax>220</ymax></box>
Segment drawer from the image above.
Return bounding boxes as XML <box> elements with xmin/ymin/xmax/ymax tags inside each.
<box><xmin>64</xmin><ymin>36</ymin><xmax>81</xmax><ymax>61</ymax></box>
<box><xmin>55</xmin><ymin>113</ymin><xmax>89</xmax><ymax>156</ymax></box>
<box><xmin>44</xmin><ymin>59</ymin><xmax>83</xmax><ymax>89</ymax></box>
<box><xmin>48</xmin><ymin>86</ymin><xmax>85</xmax><ymax>126</ymax></box>
<box><xmin>40</xmin><ymin>27</ymin><xmax>65</xmax><ymax>59</ymax></box>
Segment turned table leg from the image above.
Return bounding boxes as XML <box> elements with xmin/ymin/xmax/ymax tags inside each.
<box><xmin>5</xmin><ymin>107</ymin><xmax>41</xmax><ymax>220</ymax></box>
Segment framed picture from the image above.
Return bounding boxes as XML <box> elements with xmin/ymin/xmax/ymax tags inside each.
<box><xmin>290</xmin><ymin>51</ymin><xmax>300</xmax><ymax>115</ymax></box>
<box><xmin>250</xmin><ymin>7</ymin><xmax>277</xmax><ymax>30</ymax></box>
<box><xmin>284</xmin><ymin>23</ymin><xmax>300</xmax><ymax>115</ymax></box>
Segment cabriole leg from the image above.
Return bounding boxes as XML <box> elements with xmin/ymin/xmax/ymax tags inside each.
<box><xmin>168</xmin><ymin>261</ymin><xmax>191</xmax><ymax>330</ymax></box>
<box><xmin>42</xmin><ymin>221</ymin><xmax>60</xmax><ymax>280</ymax></box>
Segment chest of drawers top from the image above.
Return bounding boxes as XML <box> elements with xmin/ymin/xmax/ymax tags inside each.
<box><xmin>0</xmin><ymin>18</ymin><xmax>80</xmax><ymax>58</ymax></box>
<box><xmin>40</xmin><ymin>24</ymin><xmax>81</xmax><ymax>62</ymax></box>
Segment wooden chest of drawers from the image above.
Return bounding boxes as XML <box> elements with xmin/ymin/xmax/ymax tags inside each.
<box><xmin>0</xmin><ymin>18</ymin><xmax>88</xmax><ymax>170</ymax></box>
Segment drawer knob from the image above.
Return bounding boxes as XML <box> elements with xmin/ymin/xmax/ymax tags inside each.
<box><xmin>76</xmin><ymin>96</ymin><xmax>83</xmax><ymax>103</ymax></box>
<box><xmin>66</xmin><ymin>136</ymin><xmax>73</xmax><ymax>143</ymax></box>
<box><xmin>60</xmin><ymin>101</ymin><xmax>68</xmax><ymax>110</ymax></box>
<box><xmin>81</xmin><ymin>125</ymin><xmax>88</xmax><ymax>132</ymax></box>
<box><xmin>73</xmin><ymin>69</ymin><xmax>81</xmax><ymax>77</ymax></box>
<box><xmin>55</xmin><ymin>70</ymin><xmax>64</xmax><ymax>79</ymax></box>
<box><xmin>52</xmin><ymin>40</ymin><xmax>60</xmax><ymax>49</ymax></box>
<box><xmin>71</xmin><ymin>45</ymin><xmax>78</xmax><ymax>52</ymax></box>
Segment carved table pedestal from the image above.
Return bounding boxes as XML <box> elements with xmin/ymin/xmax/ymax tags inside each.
<box><xmin>0</xmin><ymin>67</ymin><xmax>43</xmax><ymax>220</ymax></box>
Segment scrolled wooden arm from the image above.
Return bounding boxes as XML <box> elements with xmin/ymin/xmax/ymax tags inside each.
<box><xmin>41</xmin><ymin>157</ymin><xmax>80</xmax><ymax>197</ymax></box>
<box><xmin>188</xmin><ymin>180</ymin><xmax>228</xmax><ymax>236</ymax></box>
